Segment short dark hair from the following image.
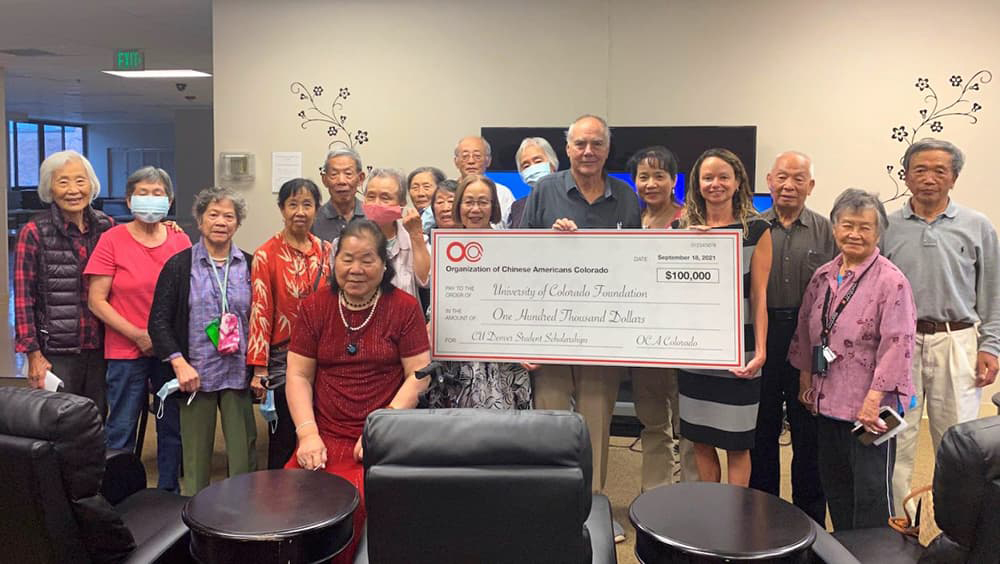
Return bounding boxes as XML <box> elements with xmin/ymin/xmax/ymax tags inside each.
<box><xmin>626</xmin><ymin>146</ymin><xmax>679</xmax><ymax>181</ymax></box>
<box><xmin>330</xmin><ymin>219</ymin><xmax>397</xmax><ymax>295</ymax></box>
<box><xmin>277</xmin><ymin>178</ymin><xmax>322</xmax><ymax>209</ymax></box>
<box><xmin>453</xmin><ymin>174</ymin><xmax>501</xmax><ymax>226</ymax></box>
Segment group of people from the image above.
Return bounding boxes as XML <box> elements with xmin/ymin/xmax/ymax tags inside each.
<box><xmin>13</xmin><ymin>113</ymin><xmax>998</xmax><ymax>561</ymax></box>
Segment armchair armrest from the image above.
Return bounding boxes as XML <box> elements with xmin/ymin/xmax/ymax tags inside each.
<box><xmin>103</xmin><ymin>449</ymin><xmax>148</xmax><ymax>505</ymax></box>
<box><xmin>587</xmin><ymin>494</ymin><xmax>617</xmax><ymax>564</ymax></box>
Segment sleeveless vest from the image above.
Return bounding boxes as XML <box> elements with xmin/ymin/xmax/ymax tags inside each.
<box><xmin>32</xmin><ymin>204</ymin><xmax>112</xmax><ymax>354</ymax></box>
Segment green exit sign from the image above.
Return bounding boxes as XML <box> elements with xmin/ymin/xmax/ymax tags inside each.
<box><xmin>114</xmin><ymin>49</ymin><xmax>145</xmax><ymax>71</ymax></box>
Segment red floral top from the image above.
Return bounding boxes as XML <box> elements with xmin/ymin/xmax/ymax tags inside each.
<box><xmin>248</xmin><ymin>231</ymin><xmax>332</xmax><ymax>366</ymax></box>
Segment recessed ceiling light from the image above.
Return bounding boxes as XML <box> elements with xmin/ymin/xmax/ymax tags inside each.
<box><xmin>101</xmin><ymin>70</ymin><xmax>212</xmax><ymax>78</ymax></box>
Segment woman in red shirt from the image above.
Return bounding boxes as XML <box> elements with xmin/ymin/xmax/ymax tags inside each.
<box><xmin>85</xmin><ymin>166</ymin><xmax>191</xmax><ymax>491</ymax></box>
<box><xmin>286</xmin><ymin>219</ymin><xmax>431</xmax><ymax>563</ymax></box>
<box><xmin>248</xmin><ymin>178</ymin><xmax>332</xmax><ymax>469</ymax></box>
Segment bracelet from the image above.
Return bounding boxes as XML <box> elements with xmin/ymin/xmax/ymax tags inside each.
<box><xmin>295</xmin><ymin>420</ymin><xmax>317</xmax><ymax>433</ymax></box>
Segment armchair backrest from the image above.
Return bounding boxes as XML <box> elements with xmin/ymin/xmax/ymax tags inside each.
<box><xmin>362</xmin><ymin>409</ymin><xmax>594</xmax><ymax>564</ymax></box>
<box><xmin>0</xmin><ymin>387</ymin><xmax>135</xmax><ymax>563</ymax></box>
<box><xmin>930</xmin><ymin>415</ymin><xmax>1000</xmax><ymax>563</ymax></box>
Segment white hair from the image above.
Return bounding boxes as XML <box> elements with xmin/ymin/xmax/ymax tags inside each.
<box><xmin>773</xmin><ymin>150</ymin><xmax>815</xmax><ymax>178</ymax></box>
<box><xmin>565</xmin><ymin>114</ymin><xmax>611</xmax><ymax>143</ymax></box>
<box><xmin>515</xmin><ymin>137</ymin><xmax>559</xmax><ymax>171</ymax></box>
<box><xmin>365</xmin><ymin>168</ymin><xmax>407</xmax><ymax>204</ymax></box>
<box><xmin>37</xmin><ymin>150</ymin><xmax>101</xmax><ymax>204</ymax></box>
<box><xmin>453</xmin><ymin>136</ymin><xmax>492</xmax><ymax>158</ymax></box>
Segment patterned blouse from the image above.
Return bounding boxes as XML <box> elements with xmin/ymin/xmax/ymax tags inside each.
<box><xmin>788</xmin><ymin>249</ymin><xmax>916</xmax><ymax>421</ymax></box>
<box><xmin>248</xmin><ymin>231</ymin><xmax>332</xmax><ymax>366</ymax></box>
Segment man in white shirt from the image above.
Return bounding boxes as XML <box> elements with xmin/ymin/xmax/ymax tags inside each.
<box><xmin>453</xmin><ymin>136</ymin><xmax>514</xmax><ymax>225</ymax></box>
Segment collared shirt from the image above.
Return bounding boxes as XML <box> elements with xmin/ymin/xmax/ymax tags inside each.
<box><xmin>14</xmin><ymin>207</ymin><xmax>109</xmax><ymax>353</ymax></box>
<box><xmin>520</xmin><ymin>169</ymin><xmax>641</xmax><ymax>229</ymax></box>
<box><xmin>494</xmin><ymin>181</ymin><xmax>516</xmax><ymax>226</ymax></box>
<box><xmin>788</xmin><ymin>249</ymin><xmax>916</xmax><ymax>422</ymax></box>
<box><xmin>247</xmin><ymin>231</ymin><xmax>332</xmax><ymax>366</ymax></box>
<box><xmin>312</xmin><ymin>199</ymin><xmax>365</xmax><ymax>242</ymax></box>
<box><xmin>188</xmin><ymin>240</ymin><xmax>252</xmax><ymax>392</ymax></box>
<box><xmin>881</xmin><ymin>199</ymin><xmax>1000</xmax><ymax>356</ymax></box>
<box><xmin>761</xmin><ymin>206</ymin><xmax>837</xmax><ymax>309</ymax></box>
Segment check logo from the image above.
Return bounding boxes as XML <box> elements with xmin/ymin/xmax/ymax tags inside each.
<box><xmin>446</xmin><ymin>241</ymin><xmax>484</xmax><ymax>263</ymax></box>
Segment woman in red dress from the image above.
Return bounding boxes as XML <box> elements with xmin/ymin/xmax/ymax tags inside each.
<box><xmin>285</xmin><ymin>218</ymin><xmax>431</xmax><ymax>562</ymax></box>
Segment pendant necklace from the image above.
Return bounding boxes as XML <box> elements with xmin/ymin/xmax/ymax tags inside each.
<box><xmin>339</xmin><ymin>289</ymin><xmax>380</xmax><ymax>355</ymax></box>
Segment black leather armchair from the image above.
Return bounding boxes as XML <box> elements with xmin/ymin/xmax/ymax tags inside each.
<box><xmin>810</xmin><ymin>415</ymin><xmax>1000</xmax><ymax>564</ymax></box>
<box><xmin>0</xmin><ymin>386</ymin><xmax>191</xmax><ymax>563</ymax></box>
<box><xmin>354</xmin><ymin>408</ymin><xmax>616</xmax><ymax>564</ymax></box>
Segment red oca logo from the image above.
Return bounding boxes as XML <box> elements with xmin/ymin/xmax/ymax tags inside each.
<box><xmin>446</xmin><ymin>241</ymin><xmax>484</xmax><ymax>263</ymax></box>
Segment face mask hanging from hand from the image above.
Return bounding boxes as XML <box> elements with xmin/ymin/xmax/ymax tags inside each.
<box><xmin>362</xmin><ymin>203</ymin><xmax>403</xmax><ymax>226</ymax></box>
<box><xmin>260</xmin><ymin>389</ymin><xmax>278</xmax><ymax>433</ymax></box>
<box><xmin>519</xmin><ymin>162</ymin><xmax>552</xmax><ymax>187</ymax></box>
<box><xmin>155</xmin><ymin>378</ymin><xmax>180</xmax><ymax>419</ymax></box>
<box><xmin>130</xmin><ymin>195</ymin><xmax>171</xmax><ymax>223</ymax></box>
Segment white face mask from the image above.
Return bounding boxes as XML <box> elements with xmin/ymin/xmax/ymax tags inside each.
<box><xmin>130</xmin><ymin>195</ymin><xmax>171</xmax><ymax>223</ymax></box>
<box><xmin>519</xmin><ymin>162</ymin><xmax>552</xmax><ymax>186</ymax></box>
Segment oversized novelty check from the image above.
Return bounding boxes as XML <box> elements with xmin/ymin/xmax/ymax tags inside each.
<box><xmin>431</xmin><ymin>229</ymin><xmax>745</xmax><ymax>369</ymax></box>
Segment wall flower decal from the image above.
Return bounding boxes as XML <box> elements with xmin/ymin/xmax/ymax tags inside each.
<box><xmin>290</xmin><ymin>82</ymin><xmax>371</xmax><ymax>151</ymax></box>
<box><xmin>884</xmin><ymin>70</ymin><xmax>991</xmax><ymax>202</ymax></box>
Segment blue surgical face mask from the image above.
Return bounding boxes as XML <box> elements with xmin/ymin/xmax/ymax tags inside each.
<box><xmin>260</xmin><ymin>389</ymin><xmax>278</xmax><ymax>432</ymax></box>
<box><xmin>519</xmin><ymin>162</ymin><xmax>552</xmax><ymax>187</ymax></box>
<box><xmin>155</xmin><ymin>378</ymin><xmax>180</xmax><ymax>419</ymax></box>
<box><xmin>130</xmin><ymin>195</ymin><xmax>171</xmax><ymax>223</ymax></box>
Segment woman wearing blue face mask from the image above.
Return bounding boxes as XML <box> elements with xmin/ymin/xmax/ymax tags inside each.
<box><xmin>85</xmin><ymin>166</ymin><xmax>191</xmax><ymax>492</ymax></box>
<box><xmin>509</xmin><ymin>137</ymin><xmax>558</xmax><ymax>228</ymax></box>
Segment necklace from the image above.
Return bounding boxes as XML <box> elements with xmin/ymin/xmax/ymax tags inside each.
<box><xmin>341</xmin><ymin>290</ymin><xmax>378</xmax><ymax>309</ymax></box>
<box><xmin>338</xmin><ymin>289</ymin><xmax>380</xmax><ymax>355</ymax></box>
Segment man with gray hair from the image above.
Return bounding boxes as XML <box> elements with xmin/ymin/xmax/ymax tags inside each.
<box><xmin>882</xmin><ymin>138</ymin><xmax>1000</xmax><ymax>515</ymax></box>
<box><xmin>313</xmin><ymin>148</ymin><xmax>366</xmax><ymax>241</ymax></box>
<box><xmin>453</xmin><ymin>135</ymin><xmax>515</xmax><ymax>225</ymax></box>
<box><xmin>510</xmin><ymin>136</ymin><xmax>559</xmax><ymax>228</ymax></box>
<box><xmin>750</xmin><ymin>151</ymin><xmax>835</xmax><ymax>524</ymax></box>
<box><xmin>521</xmin><ymin>114</ymin><xmax>640</xmax><ymax>543</ymax></box>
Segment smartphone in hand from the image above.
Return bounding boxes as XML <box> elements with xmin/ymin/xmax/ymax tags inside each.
<box><xmin>852</xmin><ymin>406</ymin><xmax>907</xmax><ymax>446</ymax></box>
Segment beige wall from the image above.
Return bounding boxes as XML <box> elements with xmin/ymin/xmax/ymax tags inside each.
<box><xmin>215</xmin><ymin>0</ymin><xmax>999</xmax><ymax>406</ymax></box>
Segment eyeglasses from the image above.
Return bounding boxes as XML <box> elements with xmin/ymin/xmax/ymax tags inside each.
<box><xmin>460</xmin><ymin>199</ymin><xmax>491</xmax><ymax>209</ymax></box>
<box><xmin>458</xmin><ymin>152</ymin><xmax>485</xmax><ymax>163</ymax></box>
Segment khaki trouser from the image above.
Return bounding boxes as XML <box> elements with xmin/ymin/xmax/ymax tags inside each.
<box><xmin>533</xmin><ymin>364</ymin><xmax>624</xmax><ymax>493</ymax></box>
<box><xmin>892</xmin><ymin>326</ymin><xmax>982</xmax><ymax>515</ymax></box>
<box><xmin>631</xmin><ymin>367</ymin><xmax>699</xmax><ymax>490</ymax></box>
<box><xmin>180</xmin><ymin>388</ymin><xmax>258</xmax><ymax>495</ymax></box>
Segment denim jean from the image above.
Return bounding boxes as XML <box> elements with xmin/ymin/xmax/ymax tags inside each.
<box><xmin>106</xmin><ymin>358</ymin><xmax>182</xmax><ymax>491</ymax></box>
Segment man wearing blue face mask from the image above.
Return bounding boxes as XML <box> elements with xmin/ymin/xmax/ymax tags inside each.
<box><xmin>510</xmin><ymin>137</ymin><xmax>559</xmax><ymax>228</ymax></box>
<box><xmin>85</xmin><ymin>166</ymin><xmax>191</xmax><ymax>492</ymax></box>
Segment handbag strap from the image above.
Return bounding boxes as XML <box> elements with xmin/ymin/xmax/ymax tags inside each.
<box><xmin>888</xmin><ymin>484</ymin><xmax>933</xmax><ymax>537</ymax></box>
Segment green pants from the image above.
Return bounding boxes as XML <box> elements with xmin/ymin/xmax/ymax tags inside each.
<box><xmin>180</xmin><ymin>388</ymin><xmax>257</xmax><ymax>495</ymax></box>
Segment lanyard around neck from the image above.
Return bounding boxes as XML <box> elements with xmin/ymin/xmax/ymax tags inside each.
<box><xmin>820</xmin><ymin>258</ymin><xmax>877</xmax><ymax>345</ymax></box>
<box><xmin>209</xmin><ymin>254</ymin><xmax>231</xmax><ymax>313</ymax></box>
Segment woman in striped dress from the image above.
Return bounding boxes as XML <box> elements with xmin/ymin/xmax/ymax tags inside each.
<box><xmin>672</xmin><ymin>148</ymin><xmax>772</xmax><ymax>486</ymax></box>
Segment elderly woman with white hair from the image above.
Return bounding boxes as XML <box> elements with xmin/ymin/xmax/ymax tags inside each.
<box><xmin>84</xmin><ymin>166</ymin><xmax>191</xmax><ymax>492</ymax></box>
<box><xmin>789</xmin><ymin>188</ymin><xmax>916</xmax><ymax>530</ymax></box>
<box><xmin>148</xmin><ymin>186</ymin><xmax>257</xmax><ymax>494</ymax></box>
<box><xmin>510</xmin><ymin>136</ymin><xmax>559</xmax><ymax>227</ymax></box>
<box><xmin>14</xmin><ymin>150</ymin><xmax>114</xmax><ymax>412</ymax></box>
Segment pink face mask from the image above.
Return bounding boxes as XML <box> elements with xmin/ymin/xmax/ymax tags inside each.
<box><xmin>362</xmin><ymin>203</ymin><xmax>403</xmax><ymax>225</ymax></box>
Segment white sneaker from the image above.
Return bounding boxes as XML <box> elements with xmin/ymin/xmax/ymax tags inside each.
<box><xmin>613</xmin><ymin>520</ymin><xmax>626</xmax><ymax>543</ymax></box>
